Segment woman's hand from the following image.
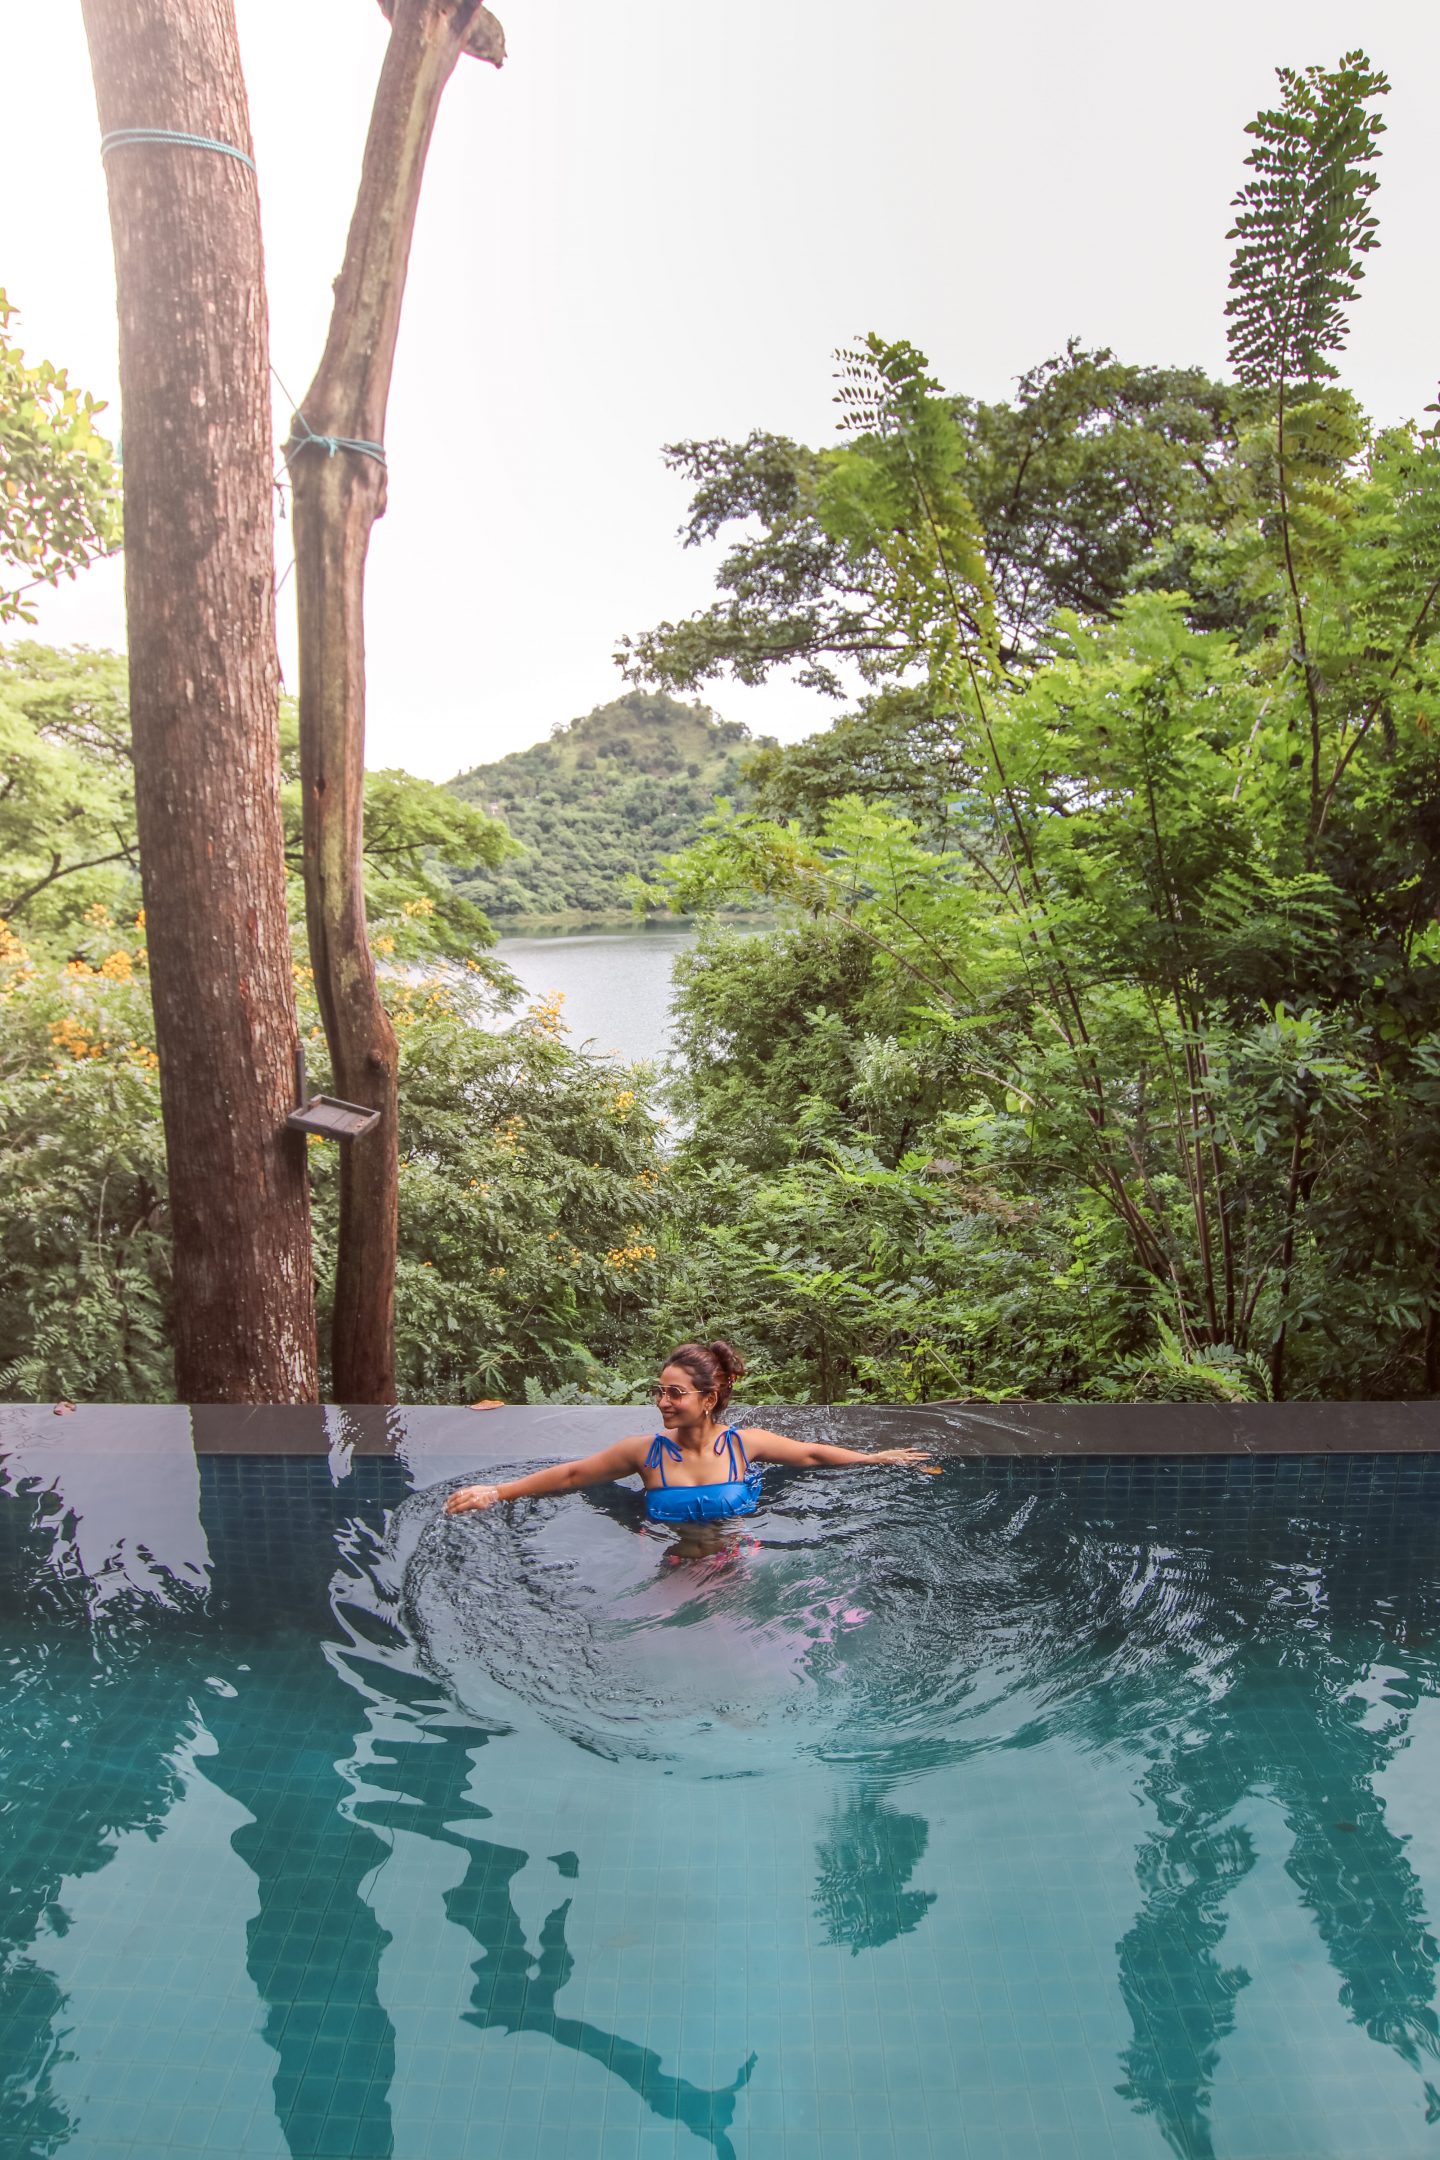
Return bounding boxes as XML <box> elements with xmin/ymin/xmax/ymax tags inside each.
<box><xmin>446</xmin><ymin>1482</ymin><xmax>503</xmax><ymax>1514</ymax></box>
<box><xmin>870</xmin><ymin>1448</ymin><xmax>936</xmax><ymax>1466</ymax></box>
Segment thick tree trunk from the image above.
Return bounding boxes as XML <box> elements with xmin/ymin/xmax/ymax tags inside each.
<box><xmin>288</xmin><ymin>0</ymin><xmax>502</xmax><ymax>1402</ymax></box>
<box><xmin>82</xmin><ymin>0</ymin><xmax>318</xmax><ymax>1401</ymax></box>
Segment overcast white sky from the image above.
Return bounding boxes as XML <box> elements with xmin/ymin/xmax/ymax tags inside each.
<box><xmin>4</xmin><ymin>2</ymin><xmax>1438</xmax><ymax>779</ymax></box>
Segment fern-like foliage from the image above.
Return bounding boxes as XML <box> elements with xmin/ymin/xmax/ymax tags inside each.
<box><xmin>829</xmin><ymin>334</ymin><xmax>999</xmax><ymax>679</ymax></box>
<box><xmin>1226</xmin><ymin>53</ymin><xmax>1388</xmax><ymax>393</ymax></box>
<box><xmin>832</xmin><ymin>336</ymin><xmax>941</xmax><ymax>439</ymax></box>
<box><xmin>1353</xmin><ymin>432</ymin><xmax>1440</xmax><ymax>664</ymax></box>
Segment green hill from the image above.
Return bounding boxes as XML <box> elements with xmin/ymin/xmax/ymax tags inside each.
<box><xmin>446</xmin><ymin>690</ymin><xmax>769</xmax><ymax>920</ymax></box>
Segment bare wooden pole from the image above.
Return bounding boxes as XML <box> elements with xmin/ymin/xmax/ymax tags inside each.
<box><xmin>286</xmin><ymin>0</ymin><xmax>503</xmax><ymax>1404</ymax></box>
<box><xmin>81</xmin><ymin>0</ymin><xmax>318</xmax><ymax>1402</ymax></box>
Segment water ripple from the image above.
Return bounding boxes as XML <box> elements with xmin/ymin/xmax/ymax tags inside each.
<box><xmin>393</xmin><ymin>1461</ymin><xmax>1424</xmax><ymax>1779</ymax></box>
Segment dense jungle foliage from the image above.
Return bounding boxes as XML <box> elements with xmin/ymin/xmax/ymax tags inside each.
<box><xmin>447</xmin><ymin>689</ymin><xmax>766</xmax><ymax>919</ymax></box>
<box><xmin>0</xmin><ymin>646</ymin><xmax>668</xmax><ymax>1402</ymax></box>
<box><xmin>4</xmin><ymin>52</ymin><xmax>1439</xmax><ymax>1408</ymax></box>
<box><xmin>616</xmin><ymin>52</ymin><xmax>1440</xmax><ymax>1406</ymax></box>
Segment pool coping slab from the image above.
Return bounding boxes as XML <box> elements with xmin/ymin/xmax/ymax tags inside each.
<box><xmin>2</xmin><ymin>1399</ymin><xmax>1438</xmax><ymax>1460</ymax></box>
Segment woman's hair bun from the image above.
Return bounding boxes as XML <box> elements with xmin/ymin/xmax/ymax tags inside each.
<box><xmin>664</xmin><ymin>1338</ymin><xmax>747</xmax><ymax>1412</ymax></box>
<box><xmin>707</xmin><ymin>1340</ymin><xmax>746</xmax><ymax>1381</ymax></box>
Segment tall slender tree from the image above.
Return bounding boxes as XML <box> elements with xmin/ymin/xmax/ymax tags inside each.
<box><xmin>287</xmin><ymin>0</ymin><xmax>504</xmax><ymax>1402</ymax></box>
<box><xmin>81</xmin><ymin>0</ymin><xmax>317</xmax><ymax>1400</ymax></box>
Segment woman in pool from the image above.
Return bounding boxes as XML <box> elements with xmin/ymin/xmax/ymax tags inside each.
<box><xmin>445</xmin><ymin>1339</ymin><xmax>932</xmax><ymax>1525</ymax></box>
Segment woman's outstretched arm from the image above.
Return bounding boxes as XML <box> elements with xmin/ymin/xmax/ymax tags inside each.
<box><xmin>741</xmin><ymin>1428</ymin><xmax>933</xmax><ymax>1468</ymax></box>
<box><xmin>446</xmin><ymin>1437</ymin><xmax>648</xmax><ymax>1514</ymax></box>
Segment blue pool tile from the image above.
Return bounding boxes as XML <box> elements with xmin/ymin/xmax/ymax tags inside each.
<box><xmin>770</xmin><ymin>2137</ymin><xmax>823</xmax><ymax>2160</ymax></box>
<box><xmin>5</xmin><ymin>1441</ymin><xmax>1440</xmax><ymax>2160</ymax></box>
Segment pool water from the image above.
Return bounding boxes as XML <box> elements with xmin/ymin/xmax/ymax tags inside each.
<box><xmin>2</xmin><ymin>1415</ymin><xmax>1439</xmax><ymax>2160</ymax></box>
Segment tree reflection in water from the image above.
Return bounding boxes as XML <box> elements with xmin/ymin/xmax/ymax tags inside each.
<box><xmin>345</xmin><ymin>1683</ymin><xmax>758</xmax><ymax>2156</ymax></box>
<box><xmin>0</xmin><ymin>1465</ymin><xmax>205</xmax><ymax>2158</ymax></box>
<box><xmin>447</xmin><ymin>1846</ymin><xmax>757</xmax><ymax>2158</ymax></box>
<box><xmin>3</xmin><ymin>1433</ymin><xmax>1440</xmax><ymax>2160</ymax></box>
<box><xmin>838</xmin><ymin>1462</ymin><xmax>1440</xmax><ymax>2160</ymax></box>
<box><xmin>812</xmin><ymin>1793</ymin><xmax>936</xmax><ymax>1956</ymax></box>
<box><xmin>1111</xmin><ymin>1626</ymin><xmax>1440</xmax><ymax>2160</ymax></box>
<box><xmin>194</xmin><ymin>1451</ymin><xmax>412</xmax><ymax>2160</ymax></box>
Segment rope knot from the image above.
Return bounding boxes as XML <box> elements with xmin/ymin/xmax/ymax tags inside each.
<box><xmin>283</xmin><ymin>410</ymin><xmax>387</xmax><ymax>472</ymax></box>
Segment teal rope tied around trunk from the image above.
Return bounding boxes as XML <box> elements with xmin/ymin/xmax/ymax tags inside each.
<box><xmin>100</xmin><ymin>128</ymin><xmax>256</xmax><ymax>174</ymax></box>
<box><xmin>283</xmin><ymin>410</ymin><xmax>387</xmax><ymax>470</ymax></box>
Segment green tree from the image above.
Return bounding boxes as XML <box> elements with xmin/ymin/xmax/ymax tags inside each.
<box><xmin>0</xmin><ymin>643</ymin><xmax>652</xmax><ymax>1407</ymax></box>
<box><xmin>630</xmin><ymin>53</ymin><xmax>1440</xmax><ymax>1403</ymax></box>
<box><xmin>0</xmin><ymin>647</ymin><xmax>138</xmax><ymax>933</ymax></box>
<box><xmin>616</xmin><ymin>348</ymin><xmax>1237</xmax><ymax>697</ymax></box>
<box><xmin>1224</xmin><ymin>52</ymin><xmax>1396</xmax><ymax>848</ymax></box>
<box><xmin>0</xmin><ymin>293</ymin><xmax>120</xmax><ymax>625</ymax></box>
<box><xmin>0</xmin><ymin>914</ymin><xmax>670</xmax><ymax>1406</ymax></box>
<box><xmin>0</xmin><ymin>910</ymin><xmax>170</xmax><ymax>1402</ymax></box>
<box><xmin>0</xmin><ymin>643</ymin><xmax>512</xmax><ymax>964</ymax></box>
<box><xmin>371</xmin><ymin>985</ymin><xmax>666</xmax><ymax>1402</ymax></box>
<box><xmin>278</xmin><ymin>708</ymin><xmax>516</xmax><ymax>967</ymax></box>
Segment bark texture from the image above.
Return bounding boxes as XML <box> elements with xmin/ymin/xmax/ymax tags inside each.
<box><xmin>82</xmin><ymin>0</ymin><xmax>318</xmax><ymax>1401</ymax></box>
<box><xmin>289</xmin><ymin>0</ymin><xmax>502</xmax><ymax>1402</ymax></box>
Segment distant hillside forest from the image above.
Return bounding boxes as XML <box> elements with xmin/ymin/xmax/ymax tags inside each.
<box><xmin>446</xmin><ymin>690</ymin><xmax>770</xmax><ymax>918</ymax></box>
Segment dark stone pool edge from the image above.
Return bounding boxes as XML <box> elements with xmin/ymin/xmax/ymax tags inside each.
<box><xmin>2</xmin><ymin>1399</ymin><xmax>1438</xmax><ymax>1459</ymax></box>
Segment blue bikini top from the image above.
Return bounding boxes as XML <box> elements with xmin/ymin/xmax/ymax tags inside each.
<box><xmin>643</xmin><ymin>1426</ymin><xmax>762</xmax><ymax>1524</ymax></box>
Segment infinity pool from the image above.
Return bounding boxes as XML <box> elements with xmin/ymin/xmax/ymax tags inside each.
<box><xmin>1</xmin><ymin>1405</ymin><xmax>1438</xmax><ymax>2160</ymax></box>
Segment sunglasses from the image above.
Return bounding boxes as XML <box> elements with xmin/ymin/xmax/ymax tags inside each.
<box><xmin>651</xmin><ymin>1383</ymin><xmax>700</xmax><ymax>1403</ymax></box>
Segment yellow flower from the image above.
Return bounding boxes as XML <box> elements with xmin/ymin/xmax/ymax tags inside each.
<box><xmin>98</xmin><ymin>949</ymin><xmax>134</xmax><ymax>981</ymax></box>
<box><xmin>524</xmin><ymin>989</ymin><xmax>566</xmax><ymax>1037</ymax></box>
<box><xmin>83</xmin><ymin>902</ymin><xmax>113</xmax><ymax>928</ymax></box>
<box><xmin>50</xmin><ymin>1014</ymin><xmax>99</xmax><ymax>1061</ymax></box>
<box><xmin>401</xmin><ymin>896</ymin><xmax>435</xmax><ymax>918</ymax></box>
<box><xmin>373</xmin><ymin>935</ymin><xmax>396</xmax><ymax>956</ymax></box>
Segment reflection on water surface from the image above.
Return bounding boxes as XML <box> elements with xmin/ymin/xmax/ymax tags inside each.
<box><xmin>1</xmin><ymin>1425</ymin><xmax>1438</xmax><ymax>2160</ymax></box>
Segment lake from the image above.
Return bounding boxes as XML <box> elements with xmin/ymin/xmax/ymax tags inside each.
<box><xmin>492</xmin><ymin>921</ymin><xmax>697</xmax><ymax>1067</ymax></box>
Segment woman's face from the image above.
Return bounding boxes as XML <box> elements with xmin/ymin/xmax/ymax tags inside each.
<box><xmin>656</xmin><ymin>1362</ymin><xmax>712</xmax><ymax>1428</ymax></box>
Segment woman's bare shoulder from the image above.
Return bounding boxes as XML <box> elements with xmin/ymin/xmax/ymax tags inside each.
<box><xmin>570</xmin><ymin>1432</ymin><xmax>654</xmax><ymax>1477</ymax></box>
<box><xmin>736</xmin><ymin>1424</ymin><xmax>800</xmax><ymax>1456</ymax></box>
